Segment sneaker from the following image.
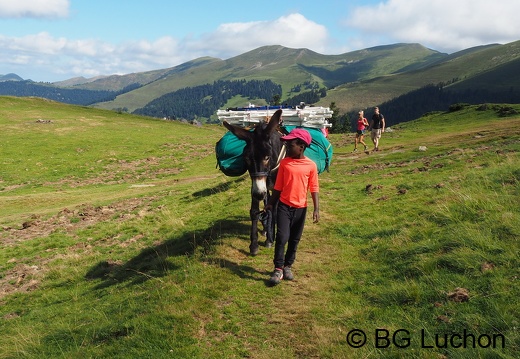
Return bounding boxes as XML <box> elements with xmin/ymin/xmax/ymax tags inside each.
<box><xmin>283</xmin><ymin>266</ymin><xmax>294</xmax><ymax>280</ymax></box>
<box><xmin>353</xmin><ymin>148</ymin><xmax>358</xmax><ymax>152</ymax></box>
<box><xmin>364</xmin><ymin>145</ymin><xmax>368</xmax><ymax>151</ymax></box>
<box><xmin>269</xmin><ymin>268</ymin><xmax>283</xmax><ymax>286</ymax></box>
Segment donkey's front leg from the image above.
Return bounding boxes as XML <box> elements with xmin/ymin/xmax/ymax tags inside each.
<box><xmin>260</xmin><ymin>196</ymin><xmax>274</xmax><ymax>248</ymax></box>
<box><xmin>249</xmin><ymin>198</ymin><xmax>260</xmax><ymax>256</ymax></box>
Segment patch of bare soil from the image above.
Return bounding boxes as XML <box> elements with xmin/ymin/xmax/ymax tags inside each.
<box><xmin>0</xmin><ymin>262</ymin><xmax>42</xmax><ymax>301</ymax></box>
<box><xmin>39</xmin><ymin>141</ymin><xmax>212</xmax><ymax>189</ymax></box>
<box><xmin>45</xmin><ymin>157</ymin><xmax>183</xmax><ymax>188</ymax></box>
<box><xmin>0</xmin><ymin>169</ymin><xmax>223</xmax><ymax>300</ymax></box>
<box><xmin>1</xmin><ymin>196</ymin><xmax>159</xmax><ymax>245</ymax></box>
<box><xmin>0</xmin><ymin>196</ymin><xmax>159</xmax><ymax>299</ymax></box>
<box><xmin>338</xmin><ymin>142</ymin><xmax>517</xmax><ymax>176</ymax></box>
<box><xmin>447</xmin><ymin>287</ymin><xmax>470</xmax><ymax>302</ymax></box>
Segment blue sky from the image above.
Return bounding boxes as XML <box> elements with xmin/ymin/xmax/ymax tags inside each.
<box><xmin>0</xmin><ymin>0</ymin><xmax>518</xmax><ymax>82</ymax></box>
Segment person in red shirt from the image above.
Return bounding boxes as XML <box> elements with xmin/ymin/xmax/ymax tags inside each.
<box><xmin>265</xmin><ymin>128</ymin><xmax>319</xmax><ymax>286</ymax></box>
<box><xmin>354</xmin><ymin>110</ymin><xmax>369</xmax><ymax>152</ymax></box>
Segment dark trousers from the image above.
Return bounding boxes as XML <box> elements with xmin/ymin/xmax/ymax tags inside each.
<box><xmin>273</xmin><ymin>202</ymin><xmax>307</xmax><ymax>269</ymax></box>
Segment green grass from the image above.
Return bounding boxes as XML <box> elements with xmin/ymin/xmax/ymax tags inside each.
<box><xmin>1</xmin><ymin>97</ymin><xmax>519</xmax><ymax>358</ymax></box>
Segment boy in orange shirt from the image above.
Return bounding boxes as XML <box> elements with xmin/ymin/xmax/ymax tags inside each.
<box><xmin>265</xmin><ymin>128</ymin><xmax>319</xmax><ymax>286</ymax></box>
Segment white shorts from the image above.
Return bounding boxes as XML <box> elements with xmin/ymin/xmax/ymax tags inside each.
<box><xmin>371</xmin><ymin>129</ymin><xmax>382</xmax><ymax>140</ymax></box>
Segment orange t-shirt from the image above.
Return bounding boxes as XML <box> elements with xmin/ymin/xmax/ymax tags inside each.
<box><xmin>274</xmin><ymin>156</ymin><xmax>319</xmax><ymax>208</ymax></box>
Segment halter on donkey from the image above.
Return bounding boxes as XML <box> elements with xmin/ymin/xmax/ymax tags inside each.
<box><xmin>223</xmin><ymin>109</ymin><xmax>285</xmax><ymax>255</ymax></box>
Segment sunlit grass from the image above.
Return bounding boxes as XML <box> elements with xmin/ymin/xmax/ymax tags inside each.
<box><xmin>0</xmin><ymin>98</ymin><xmax>519</xmax><ymax>358</ymax></box>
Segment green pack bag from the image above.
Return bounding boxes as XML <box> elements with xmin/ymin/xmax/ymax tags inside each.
<box><xmin>216</xmin><ymin>126</ymin><xmax>333</xmax><ymax>176</ymax></box>
<box><xmin>215</xmin><ymin>131</ymin><xmax>247</xmax><ymax>176</ymax></box>
<box><xmin>283</xmin><ymin>125</ymin><xmax>333</xmax><ymax>174</ymax></box>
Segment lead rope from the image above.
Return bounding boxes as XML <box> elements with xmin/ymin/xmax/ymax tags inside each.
<box><xmin>271</xmin><ymin>145</ymin><xmax>286</xmax><ymax>173</ymax></box>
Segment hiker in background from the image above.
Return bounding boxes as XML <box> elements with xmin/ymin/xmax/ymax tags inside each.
<box><xmin>321</xmin><ymin>127</ymin><xmax>329</xmax><ymax>138</ymax></box>
<box><xmin>264</xmin><ymin>128</ymin><xmax>319</xmax><ymax>286</ymax></box>
<box><xmin>354</xmin><ymin>110</ymin><xmax>369</xmax><ymax>152</ymax></box>
<box><xmin>369</xmin><ymin>106</ymin><xmax>385</xmax><ymax>151</ymax></box>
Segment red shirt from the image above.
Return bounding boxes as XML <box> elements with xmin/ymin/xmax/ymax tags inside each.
<box><xmin>357</xmin><ymin>117</ymin><xmax>368</xmax><ymax>131</ymax></box>
<box><xmin>274</xmin><ymin>156</ymin><xmax>319</xmax><ymax>208</ymax></box>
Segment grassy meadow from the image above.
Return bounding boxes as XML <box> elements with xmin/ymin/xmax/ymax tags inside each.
<box><xmin>1</xmin><ymin>96</ymin><xmax>519</xmax><ymax>358</ymax></box>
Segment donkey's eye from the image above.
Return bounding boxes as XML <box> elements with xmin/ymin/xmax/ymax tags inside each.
<box><xmin>264</xmin><ymin>156</ymin><xmax>270</xmax><ymax>161</ymax></box>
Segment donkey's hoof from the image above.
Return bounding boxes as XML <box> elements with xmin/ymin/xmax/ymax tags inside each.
<box><xmin>264</xmin><ymin>240</ymin><xmax>273</xmax><ymax>248</ymax></box>
<box><xmin>249</xmin><ymin>245</ymin><xmax>259</xmax><ymax>256</ymax></box>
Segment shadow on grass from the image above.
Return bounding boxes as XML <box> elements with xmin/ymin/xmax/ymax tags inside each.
<box><xmin>191</xmin><ymin>176</ymin><xmax>246</xmax><ymax>199</ymax></box>
<box><xmin>85</xmin><ymin>217</ymin><xmax>262</xmax><ymax>289</ymax></box>
<box><xmin>204</xmin><ymin>257</ymin><xmax>271</xmax><ymax>282</ymax></box>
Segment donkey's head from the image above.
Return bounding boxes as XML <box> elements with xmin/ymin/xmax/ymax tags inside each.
<box><xmin>223</xmin><ymin>109</ymin><xmax>283</xmax><ymax>200</ymax></box>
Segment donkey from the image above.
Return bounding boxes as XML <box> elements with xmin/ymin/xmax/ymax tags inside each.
<box><xmin>223</xmin><ymin>109</ymin><xmax>285</xmax><ymax>255</ymax></box>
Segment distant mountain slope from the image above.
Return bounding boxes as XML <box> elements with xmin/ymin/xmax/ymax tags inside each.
<box><xmin>1</xmin><ymin>40</ymin><xmax>519</xmax><ymax>125</ymax></box>
<box><xmin>53</xmin><ymin>76</ymin><xmax>108</xmax><ymax>87</ymax></box>
<box><xmin>319</xmin><ymin>41</ymin><xmax>519</xmax><ymax>113</ymax></box>
<box><xmin>0</xmin><ymin>73</ymin><xmax>24</xmax><ymax>82</ymax></box>
<box><xmin>93</xmin><ymin>43</ymin><xmax>446</xmax><ymax>113</ymax></box>
<box><xmin>76</xmin><ymin>56</ymin><xmax>221</xmax><ymax>92</ymax></box>
<box><xmin>0</xmin><ymin>81</ymin><xmax>118</xmax><ymax>105</ymax></box>
<box><xmin>446</xmin><ymin>56</ymin><xmax>520</xmax><ymax>92</ymax></box>
<box><xmin>298</xmin><ymin>43</ymin><xmax>446</xmax><ymax>86</ymax></box>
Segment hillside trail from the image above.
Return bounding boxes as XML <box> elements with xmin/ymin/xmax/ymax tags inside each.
<box><xmin>213</xmin><ymin>198</ymin><xmax>345</xmax><ymax>357</ymax></box>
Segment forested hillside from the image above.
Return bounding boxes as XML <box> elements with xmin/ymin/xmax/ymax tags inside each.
<box><xmin>0</xmin><ymin>80</ymin><xmax>141</xmax><ymax>106</ymax></box>
<box><xmin>133</xmin><ymin>79</ymin><xmax>328</xmax><ymax>121</ymax></box>
<box><xmin>341</xmin><ymin>83</ymin><xmax>520</xmax><ymax>130</ymax></box>
<box><xmin>133</xmin><ymin>79</ymin><xmax>282</xmax><ymax>120</ymax></box>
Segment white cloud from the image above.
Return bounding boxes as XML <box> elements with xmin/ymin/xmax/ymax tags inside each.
<box><xmin>0</xmin><ymin>13</ymin><xmax>330</xmax><ymax>81</ymax></box>
<box><xmin>0</xmin><ymin>0</ymin><xmax>69</xmax><ymax>18</ymax></box>
<box><xmin>8</xmin><ymin>32</ymin><xmax>67</xmax><ymax>54</ymax></box>
<box><xmin>188</xmin><ymin>13</ymin><xmax>329</xmax><ymax>57</ymax></box>
<box><xmin>347</xmin><ymin>0</ymin><xmax>520</xmax><ymax>53</ymax></box>
<box><xmin>3</xmin><ymin>5</ymin><xmax>518</xmax><ymax>82</ymax></box>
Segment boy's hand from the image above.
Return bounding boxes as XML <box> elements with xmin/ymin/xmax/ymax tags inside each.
<box><xmin>313</xmin><ymin>210</ymin><xmax>319</xmax><ymax>223</ymax></box>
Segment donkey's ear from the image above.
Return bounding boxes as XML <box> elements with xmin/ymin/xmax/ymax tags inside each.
<box><xmin>223</xmin><ymin>121</ymin><xmax>252</xmax><ymax>141</ymax></box>
<box><xmin>266</xmin><ymin>109</ymin><xmax>283</xmax><ymax>133</ymax></box>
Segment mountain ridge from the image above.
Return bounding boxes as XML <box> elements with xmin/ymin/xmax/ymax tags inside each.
<box><xmin>2</xmin><ymin>40</ymin><xmax>519</xmax><ymax>122</ymax></box>
<box><xmin>92</xmin><ymin>43</ymin><xmax>449</xmax><ymax>113</ymax></box>
<box><xmin>0</xmin><ymin>73</ymin><xmax>24</xmax><ymax>82</ymax></box>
